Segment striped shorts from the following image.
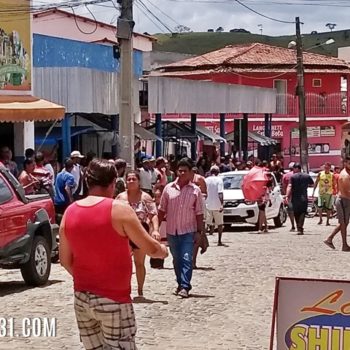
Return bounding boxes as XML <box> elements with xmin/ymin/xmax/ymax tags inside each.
<box><xmin>74</xmin><ymin>291</ymin><xmax>137</xmax><ymax>350</ymax></box>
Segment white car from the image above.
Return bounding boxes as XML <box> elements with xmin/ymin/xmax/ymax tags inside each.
<box><xmin>219</xmin><ymin>171</ymin><xmax>287</xmax><ymax>228</ymax></box>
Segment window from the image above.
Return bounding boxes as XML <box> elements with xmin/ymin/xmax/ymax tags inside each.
<box><xmin>312</xmin><ymin>79</ymin><xmax>322</xmax><ymax>87</ymax></box>
<box><xmin>0</xmin><ymin>176</ymin><xmax>13</xmax><ymax>205</ymax></box>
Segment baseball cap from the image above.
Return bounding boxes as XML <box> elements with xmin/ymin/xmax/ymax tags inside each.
<box><xmin>70</xmin><ymin>150</ymin><xmax>84</xmax><ymax>158</ymax></box>
<box><xmin>293</xmin><ymin>162</ymin><xmax>301</xmax><ymax>170</ymax></box>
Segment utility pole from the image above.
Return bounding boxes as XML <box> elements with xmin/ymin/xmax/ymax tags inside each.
<box><xmin>295</xmin><ymin>17</ymin><xmax>308</xmax><ymax>172</ymax></box>
<box><xmin>117</xmin><ymin>0</ymin><xmax>134</xmax><ymax>169</ymax></box>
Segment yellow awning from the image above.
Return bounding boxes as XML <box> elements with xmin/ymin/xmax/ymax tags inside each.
<box><xmin>0</xmin><ymin>95</ymin><xmax>65</xmax><ymax>123</ymax></box>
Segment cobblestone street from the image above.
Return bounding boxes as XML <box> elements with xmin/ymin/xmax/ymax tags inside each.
<box><xmin>1</xmin><ymin>217</ymin><xmax>350</xmax><ymax>350</ymax></box>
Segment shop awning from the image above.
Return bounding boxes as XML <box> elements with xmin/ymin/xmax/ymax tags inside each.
<box><xmin>183</xmin><ymin>123</ymin><xmax>227</xmax><ymax>143</ymax></box>
<box><xmin>147</xmin><ymin>121</ymin><xmax>198</xmax><ymax>142</ymax></box>
<box><xmin>134</xmin><ymin>123</ymin><xmax>162</xmax><ymax>142</ymax></box>
<box><xmin>225</xmin><ymin>130</ymin><xmax>277</xmax><ymax>146</ymax></box>
<box><xmin>248</xmin><ymin>131</ymin><xmax>277</xmax><ymax>146</ymax></box>
<box><xmin>0</xmin><ymin>95</ymin><xmax>65</xmax><ymax>123</ymax></box>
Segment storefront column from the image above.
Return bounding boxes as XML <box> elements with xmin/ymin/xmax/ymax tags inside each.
<box><xmin>14</xmin><ymin>121</ymin><xmax>35</xmax><ymax>165</ymax></box>
<box><xmin>190</xmin><ymin>113</ymin><xmax>197</xmax><ymax>161</ymax></box>
<box><xmin>264</xmin><ymin>113</ymin><xmax>272</xmax><ymax>161</ymax></box>
<box><xmin>155</xmin><ymin>113</ymin><xmax>162</xmax><ymax>157</ymax></box>
<box><xmin>111</xmin><ymin>114</ymin><xmax>118</xmax><ymax>158</ymax></box>
<box><xmin>61</xmin><ymin>113</ymin><xmax>72</xmax><ymax>162</ymax></box>
<box><xmin>220</xmin><ymin>113</ymin><xmax>225</xmax><ymax>157</ymax></box>
<box><xmin>242</xmin><ymin>114</ymin><xmax>248</xmax><ymax>161</ymax></box>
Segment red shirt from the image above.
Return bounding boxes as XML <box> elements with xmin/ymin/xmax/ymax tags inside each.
<box><xmin>64</xmin><ymin>198</ymin><xmax>132</xmax><ymax>303</ymax></box>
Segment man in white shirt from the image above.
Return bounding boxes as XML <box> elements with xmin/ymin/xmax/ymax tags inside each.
<box><xmin>139</xmin><ymin>158</ymin><xmax>154</xmax><ymax>196</ymax></box>
<box><xmin>70</xmin><ymin>150</ymin><xmax>84</xmax><ymax>199</ymax></box>
<box><xmin>205</xmin><ymin>165</ymin><xmax>224</xmax><ymax>245</ymax></box>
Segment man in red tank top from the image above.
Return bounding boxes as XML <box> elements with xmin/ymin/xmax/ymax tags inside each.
<box><xmin>59</xmin><ymin>159</ymin><xmax>168</xmax><ymax>350</ymax></box>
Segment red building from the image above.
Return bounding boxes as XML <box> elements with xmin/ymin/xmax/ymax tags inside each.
<box><xmin>155</xmin><ymin>43</ymin><xmax>350</xmax><ymax>169</ymax></box>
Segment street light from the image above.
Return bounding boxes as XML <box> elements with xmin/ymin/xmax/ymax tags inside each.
<box><xmin>290</xmin><ymin>19</ymin><xmax>335</xmax><ymax>172</ymax></box>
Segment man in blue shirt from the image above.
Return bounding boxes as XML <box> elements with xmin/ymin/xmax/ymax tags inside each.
<box><xmin>54</xmin><ymin>159</ymin><xmax>76</xmax><ymax>215</ymax></box>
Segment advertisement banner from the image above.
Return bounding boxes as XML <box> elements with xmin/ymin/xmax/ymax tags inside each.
<box><xmin>292</xmin><ymin>126</ymin><xmax>336</xmax><ymax>139</ymax></box>
<box><xmin>271</xmin><ymin>277</ymin><xmax>350</xmax><ymax>350</ymax></box>
<box><xmin>0</xmin><ymin>0</ymin><xmax>31</xmax><ymax>91</ymax></box>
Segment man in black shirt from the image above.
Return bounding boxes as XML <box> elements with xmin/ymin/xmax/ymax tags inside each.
<box><xmin>286</xmin><ymin>163</ymin><xmax>314</xmax><ymax>234</ymax></box>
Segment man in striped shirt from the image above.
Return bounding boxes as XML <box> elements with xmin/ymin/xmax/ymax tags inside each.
<box><xmin>158</xmin><ymin>158</ymin><xmax>204</xmax><ymax>298</ymax></box>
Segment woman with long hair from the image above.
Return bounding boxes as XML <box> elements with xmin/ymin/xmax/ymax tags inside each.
<box><xmin>117</xmin><ymin>170</ymin><xmax>161</xmax><ymax>297</ymax></box>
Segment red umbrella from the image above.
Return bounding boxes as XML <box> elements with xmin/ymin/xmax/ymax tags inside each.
<box><xmin>241</xmin><ymin>166</ymin><xmax>268</xmax><ymax>201</ymax></box>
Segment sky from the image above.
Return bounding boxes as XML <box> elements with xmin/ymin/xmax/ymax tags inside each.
<box><xmin>41</xmin><ymin>0</ymin><xmax>350</xmax><ymax>36</ymax></box>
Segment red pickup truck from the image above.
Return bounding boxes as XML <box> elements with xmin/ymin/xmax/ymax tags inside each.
<box><xmin>0</xmin><ymin>165</ymin><xmax>58</xmax><ymax>286</ymax></box>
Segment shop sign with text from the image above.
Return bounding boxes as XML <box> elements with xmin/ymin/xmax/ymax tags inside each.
<box><xmin>291</xmin><ymin>126</ymin><xmax>336</xmax><ymax>139</ymax></box>
<box><xmin>271</xmin><ymin>278</ymin><xmax>350</xmax><ymax>350</ymax></box>
<box><xmin>252</xmin><ymin>125</ymin><xmax>283</xmax><ymax>138</ymax></box>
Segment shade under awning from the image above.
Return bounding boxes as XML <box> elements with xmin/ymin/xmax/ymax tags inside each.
<box><xmin>248</xmin><ymin>131</ymin><xmax>277</xmax><ymax>146</ymax></box>
<box><xmin>0</xmin><ymin>95</ymin><xmax>65</xmax><ymax>123</ymax></box>
<box><xmin>134</xmin><ymin>123</ymin><xmax>162</xmax><ymax>141</ymax></box>
<box><xmin>183</xmin><ymin>123</ymin><xmax>226</xmax><ymax>143</ymax></box>
<box><xmin>225</xmin><ymin>130</ymin><xmax>277</xmax><ymax>146</ymax></box>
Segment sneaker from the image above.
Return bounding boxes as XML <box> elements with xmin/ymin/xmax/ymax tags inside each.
<box><xmin>178</xmin><ymin>288</ymin><xmax>189</xmax><ymax>298</ymax></box>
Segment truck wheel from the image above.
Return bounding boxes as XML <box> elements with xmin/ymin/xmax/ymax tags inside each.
<box><xmin>273</xmin><ymin>205</ymin><xmax>286</xmax><ymax>228</ymax></box>
<box><xmin>20</xmin><ymin>236</ymin><xmax>51</xmax><ymax>286</ymax></box>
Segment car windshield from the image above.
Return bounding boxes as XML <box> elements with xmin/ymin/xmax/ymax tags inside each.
<box><xmin>222</xmin><ymin>174</ymin><xmax>245</xmax><ymax>190</ymax></box>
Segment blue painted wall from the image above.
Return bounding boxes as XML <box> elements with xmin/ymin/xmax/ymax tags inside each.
<box><xmin>33</xmin><ymin>34</ymin><xmax>143</xmax><ymax>77</ymax></box>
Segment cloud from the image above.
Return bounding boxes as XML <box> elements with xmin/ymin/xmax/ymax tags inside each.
<box><xmin>38</xmin><ymin>0</ymin><xmax>350</xmax><ymax>36</ymax></box>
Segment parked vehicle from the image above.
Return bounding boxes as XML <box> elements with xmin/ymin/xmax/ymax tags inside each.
<box><xmin>219</xmin><ymin>171</ymin><xmax>287</xmax><ymax>229</ymax></box>
<box><xmin>0</xmin><ymin>165</ymin><xmax>58</xmax><ymax>286</ymax></box>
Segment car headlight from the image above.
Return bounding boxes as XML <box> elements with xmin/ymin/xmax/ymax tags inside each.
<box><xmin>244</xmin><ymin>200</ymin><xmax>256</xmax><ymax>205</ymax></box>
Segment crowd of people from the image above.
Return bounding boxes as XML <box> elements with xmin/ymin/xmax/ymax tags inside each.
<box><xmin>2</xmin><ymin>144</ymin><xmax>350</xmax><ymax>348</ymax></box>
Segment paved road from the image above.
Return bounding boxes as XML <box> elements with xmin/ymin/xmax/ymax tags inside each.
<box><xmin>0</xmin><ymin>217</ymin><xmax>349</xmax><ymax>350</ymax></box>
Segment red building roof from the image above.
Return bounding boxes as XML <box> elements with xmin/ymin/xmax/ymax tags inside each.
<box><xmin>158</xmin><ymin>43</ymin><xmax>350</xmax><ymax>74</ymax></box>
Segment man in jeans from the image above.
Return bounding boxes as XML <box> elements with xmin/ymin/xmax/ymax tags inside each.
<box><xmin>158</xmin><ymin>158</ymin><xmax>204</xmax><ymax>298</ymax></box>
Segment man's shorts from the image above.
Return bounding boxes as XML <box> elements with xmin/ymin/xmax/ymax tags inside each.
<box><xmin>335</xmin><ymin>197</ymin><xmax>350</xmax><ymax>226</ymax></box>
<box><xmin>74</xmin><ymin>291</ymin><xmax>137</xmax><ymax>350</ymax></box>
<box><xmin>206</xmin><ymin>210</ymin><xmax>224</xmax><ymax>226</ymax></box>
<box><xmin>318</xmin><ymin>193</ymin><xmax>333</xmax><ymax>210</ymax></box>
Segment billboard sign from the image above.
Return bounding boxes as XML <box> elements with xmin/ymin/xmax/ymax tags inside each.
<box><xmin>270</xmin><ymin>277</ymin><xmax>350</xmax><ymax>350</ymax></box>
<box><xmin>0</xmin><ymin>0</ymin><xmax>31</xmax><ymax>91</ymax></box>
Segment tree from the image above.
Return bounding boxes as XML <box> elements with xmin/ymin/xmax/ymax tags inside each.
<box><xmin>326</xmin><ymin>23</ymin><xmax>337</xmax><ymax>32</ymax></box>
<box><xmin>216</xmin><ymin>26</ymin><xmax>224</xmax><ymax>32</ymax></box>
<box><xmin>174</xmin><ymin>25</ymin><xmax>192</xmax><ymax>33</ymax></box>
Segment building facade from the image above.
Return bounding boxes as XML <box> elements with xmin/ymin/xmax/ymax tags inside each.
<box><xmin>155</xmin><ymin>43</ymin><xmax>350</xmax><ymax>169</ymax></box>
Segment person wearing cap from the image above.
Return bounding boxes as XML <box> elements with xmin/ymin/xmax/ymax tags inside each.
<box><xmin>139</xmin><ymin>158</ymin><xmax>155</xmax><ymax>196</ymax></box>
<box><xmin>282</xmin><ymin>162</ymin><xmax>296</xmax><ymax>231</ymax></box>
<box><xmin>70</xmin><ymin>150</ymin><xmax>84</xmax><ymax>200</ymax></box>
<box><xmin>286</xmin><ymin>163</ymin><xmax>314</xmax><ymax>235</ymax></box>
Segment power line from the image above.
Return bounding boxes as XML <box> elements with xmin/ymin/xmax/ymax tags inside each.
<box><xmin>233</xmin><ymin>0</ymin><xmax>295</xmax><ymax>24</ymax></box>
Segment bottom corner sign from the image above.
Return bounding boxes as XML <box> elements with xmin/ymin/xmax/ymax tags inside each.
<box><xmin>276</xmin><ymin>278</ymin><xmax>350</xmax><ymax>350</ymax></box>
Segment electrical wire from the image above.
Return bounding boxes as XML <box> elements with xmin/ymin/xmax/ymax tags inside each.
<box><xmin>136</xmin><ymin>0</ymin><xmax>174</xmax><ymax>33</ymax></box>
<box><xmin>233</xmin><ymin>0</ymin><xmax>295</xmax><ymax>24</ymax></box>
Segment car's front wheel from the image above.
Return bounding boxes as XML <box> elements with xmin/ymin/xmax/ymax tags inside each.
<box><xmin>273</xmin><ymin>205</ymin><xmax>286</xmax><ymax>228</ymax></box>
<box><xmin>20</xmin><ymin>236</ymin><xmax>51</xmax><ymax>286</ymax></box>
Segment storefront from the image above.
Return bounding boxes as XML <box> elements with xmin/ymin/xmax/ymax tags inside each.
<box><xmin>198</xmin><ymin>117</ymin><xmax>345</xmax><ymax>170</ymax></box>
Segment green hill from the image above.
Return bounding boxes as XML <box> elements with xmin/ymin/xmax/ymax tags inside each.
<box><xmin>154</xmin><ymin>30</ymin><xmax>350</xmax><ymax>57</ymax></box>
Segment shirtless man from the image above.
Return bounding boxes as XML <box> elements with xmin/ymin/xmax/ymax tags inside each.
<box><xmin>324</xmin><ymin>157</ymin><xmax>350</xmax><ymax>251</ymax></box>
<box><xmin>192</xmin><ymin>167</ymin><xmax>208</xmax><ymax>269</ymax></box>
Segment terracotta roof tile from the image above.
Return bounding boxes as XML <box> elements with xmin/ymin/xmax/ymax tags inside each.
<box><xmin>159</xmin><ymin>43</ymin><xmax>349</xmax><ymax>71</ymax></box>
